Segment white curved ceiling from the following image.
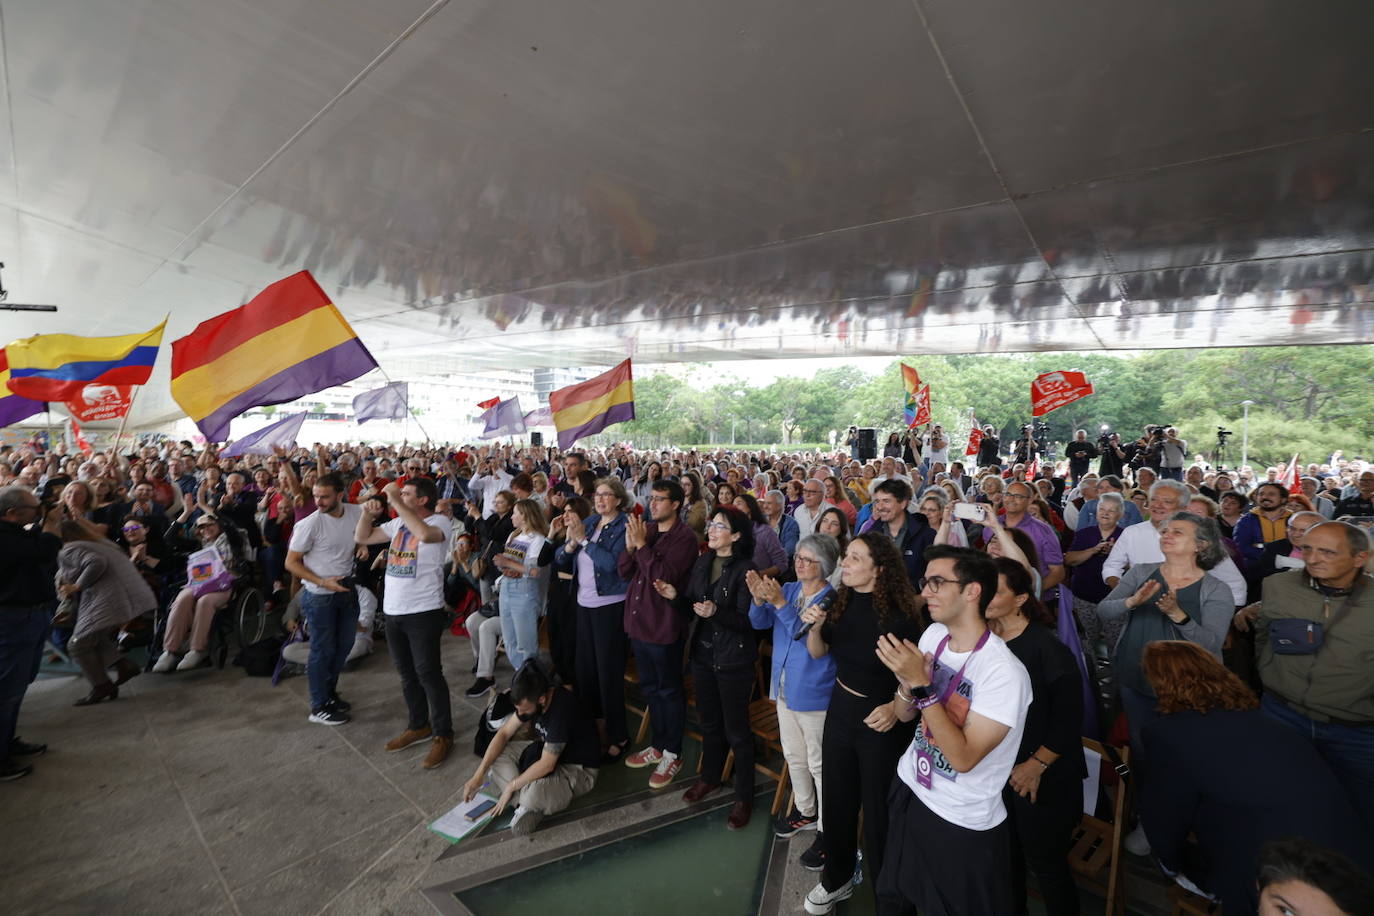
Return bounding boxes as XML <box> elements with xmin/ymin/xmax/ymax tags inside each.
<box><xmin>2</xmin><ymin>0</ymin><xmax>1373</xmax><ymax>426</ymax></box>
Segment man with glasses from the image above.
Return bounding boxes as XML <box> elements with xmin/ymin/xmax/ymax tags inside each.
<box><xmin>0</xmin><ymin>486</ymin><xmax>64</xmax><ymax>781</ymax></box>
<box><xmin>859</xmin><ymin>478</ymin><xmax>936</xmax><ymax>591</ymax></box>
<box><xmin>873</xmin><ymin>545</ymin><xmax>1031</xmax><ymax>914</ymax></box>
<box><xmin>618</xmin><ymin>479</ymin><xmax>698</xmax><ymax>788</ymax></box>
<box><xmin>981</xmin><ymin>482</ymin><xmax>1065</xmax><ymax>598</ymax></box>
<box><xmin>794</xmin><ymin>479</ymin><xmax>826</xmax><ymax>539</ymax></box>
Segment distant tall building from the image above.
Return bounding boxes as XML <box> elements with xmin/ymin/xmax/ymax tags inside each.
<box><xmin>533</xmin><ymin>367</ymin><xmax>596</xmax><ymax>406</ymax></box>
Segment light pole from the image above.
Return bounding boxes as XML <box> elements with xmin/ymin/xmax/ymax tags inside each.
<box><xmin>1240</xmin><ymin>400</ymin><xmax>1255</xmax><ymax>470</ymax></box>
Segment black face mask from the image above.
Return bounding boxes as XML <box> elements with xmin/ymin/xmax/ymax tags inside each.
<box><xmin>516</xmin><ymin>702</ymin><xmax>544</xmax><ymax>723</ymax></box>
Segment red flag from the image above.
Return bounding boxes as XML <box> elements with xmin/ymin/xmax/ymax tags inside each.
<box><xmin>965</xmin><ymin>416</ymin><xmax>983</xmax><ymax>456</ymax></box>
<box><xmin>476</xmin><ymin>397</ymin><xmax>500</xmax><ymax>410</ymax></box>
<box><xmin>64</xmin><ymin>384</ymin><xmax>134</xmax><ymax>422</ymax></box>
<box><xmin>1031</xmin><ymin>370</ymin><xmax>1094</xmax><ymax>417</ymax></box>
<box><xmin>1026</xmin><ymin>457</ymin><xmax>1039</xmax><ymax>480</ymax></box>
<box><xmin>70</xmin><ymin>418</ymin><xmax>92</xmax><ymax>456</ymax></box>
<box><xmin>911</xmin><ymin>385</ymin><xmax>932</xmax><ymax>427</ymax></box>
<box><xmin>1279</xmin><ymin>453</ymin><xmax>1300</xmax><ymax>492</ymax></box>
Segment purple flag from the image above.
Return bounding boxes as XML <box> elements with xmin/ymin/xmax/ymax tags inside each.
<box><xmin>352</xmin><ymin>382</ymin><xmax>408</xmax><ymax>424</ymax></box>
<box><xmin>220</xmin><ymin>411</ymin><xmax>307</xmax><ymax>457</ymax></box>
<box><xmin>522</xmin><ymin>406</ymin><xmax>553</xmax><ymax>427</ymax></box>
<box><xmin>1057</xmin><ymin>585</ymin><xmax>1099</xmax><ymax>739</ymax></box>
<box><xmin>479</xmin><ymin>397</ymin><xmax>526</xmax><ymax>440</ymax></box>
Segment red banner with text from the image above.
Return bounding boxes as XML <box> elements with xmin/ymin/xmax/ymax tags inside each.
<box><xmin>64</xmin><ymin>384</ymin><xmax>135</xmax><ymax>422</ymax></box>
<box><xmin>1031</xmin><ymin>371</ymin><xmax>1094</xmax><ymax>417</ymax></box>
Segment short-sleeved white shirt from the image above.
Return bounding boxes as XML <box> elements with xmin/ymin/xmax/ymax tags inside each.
<box><xmin>380</xmin><ymin>514</ymin><xmax>449</xmax><ymax>614</ymax></box>
<box><xmin>289</xmin><ymin>503</ymin><xmax>364</xmax><ymax>595</ymax></box>
<box><xmin>897</xmin><ymin>623</ymin><xmax>1031</xmax><ymax>831</ymax></box>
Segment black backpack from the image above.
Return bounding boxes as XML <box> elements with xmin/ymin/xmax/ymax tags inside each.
<box><xmin>234</xmin><ymin>636</ymin><xmax>285</xmax><ymax>677</ymax></box>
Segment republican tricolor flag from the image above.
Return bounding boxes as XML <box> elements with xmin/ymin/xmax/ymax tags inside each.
<box><xmin>170</xmin><ymin>272</ymin><xmax>378</xmax><ymax>441</ymax></box>
<box><xmin>550</xmin><ymin>360</ymin><xmax>635</xmax><ymax>449</ymax></box>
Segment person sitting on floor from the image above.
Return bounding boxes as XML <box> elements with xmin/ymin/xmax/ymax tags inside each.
<box><xmin>461</xmin><ymin>660</ymin><xmax>601</xmax><ymax>836</ymax></box>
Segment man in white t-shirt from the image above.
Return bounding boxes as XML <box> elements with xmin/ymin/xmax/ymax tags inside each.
<box><xmin>286</xmin><ymin>473</ymin><xmax>364</xmax><ymax>726</ymax></box>
<box><xmin>875</xmin><ymin>545</ymin><xmax>1031</xmax><ymax>915</ymax></box>
<box><xmin>356</xmin><ymin>478</ymin><xmax>454</xmax><ymax>769</ymax></box>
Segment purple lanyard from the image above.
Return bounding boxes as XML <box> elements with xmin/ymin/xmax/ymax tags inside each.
<box><xmin>930</xmin><ymin>628</ymin><xmax>991</xmax><ymax>705</ymax></box>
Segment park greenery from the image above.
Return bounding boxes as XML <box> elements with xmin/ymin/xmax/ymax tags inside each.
<box><xmin>616</xmin><ymin>346</ymin><xmax>1374</xmax><ymax>469</ymax></box>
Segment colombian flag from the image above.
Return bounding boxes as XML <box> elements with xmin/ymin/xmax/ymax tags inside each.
<box><xmin>550</xmin><ymin>359</ymin><xmax>635</xmax><ymax>449</ymax></box>
<box><xmin>170</xmin><ymin>271</ymin><xmax>378</xmax><ymax>441</ymax></box>
<box><xmin>0</xmin><ymin>349</ymin><xmax>46</xmax><ymax>428</ymax></box>
<box><xmin>4</xmin><ymin>322</ymin><xmax>164</xmax><ymax>402</ymax></box>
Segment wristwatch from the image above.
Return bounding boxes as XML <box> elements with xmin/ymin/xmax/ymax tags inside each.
<box><xmin>909</xmin><ymin>684</ymin><xmax>932</xmax><ymax>701</ymax></box>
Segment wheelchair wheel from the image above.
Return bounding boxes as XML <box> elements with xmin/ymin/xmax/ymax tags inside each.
<box><xmin>234</xmin><ymin>587</ymin><xmax>269</xmax><ymax>647</ymax></box>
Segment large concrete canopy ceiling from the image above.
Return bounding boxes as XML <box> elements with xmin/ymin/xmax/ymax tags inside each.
<box><xmin>2</xmin><ymin>0</ymin><xmax>1373</xmax><ymax>425</ymax></box>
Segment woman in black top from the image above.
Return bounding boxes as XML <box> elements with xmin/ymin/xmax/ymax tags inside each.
<box><xmin>882</xmin><ymin>432</ymin><xmax>903</xmax><ymax>459</ymax></box>
<box><xmin>988</xmin><ymin>558</ymin><xmax>1086</xmax><ymax>916</ymax></box>
<box><xmin>801</xmin><ymin>531</ymin><xmax>924</xmax><ymax>898</ymax></box>
<box><xmin>659</xmin><ymin>506</ymin><xmax>759</xmax><ymax>830</ymax></box>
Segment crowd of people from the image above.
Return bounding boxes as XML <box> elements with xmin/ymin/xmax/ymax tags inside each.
<box><xmin>1</xmin><ymin>426</ymin><xmax>1372</xmax><ymax>914</ymax></box>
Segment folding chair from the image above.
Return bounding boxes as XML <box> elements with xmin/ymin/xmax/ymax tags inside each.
<box><xmin>1069</xmin><ymin>739</ymin><xmax>1131</xmax><ymax>916</ymax></box>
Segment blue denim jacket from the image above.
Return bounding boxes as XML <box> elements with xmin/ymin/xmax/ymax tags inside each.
<box><xmin>555</xmin><ymin>512</ymin><xmax>631</xmax><ymax>596</ymax></box>
<box><xmin>748</xmin><ymin>581</ymin><xmax>837</xmax><ymax>712</ymax></box>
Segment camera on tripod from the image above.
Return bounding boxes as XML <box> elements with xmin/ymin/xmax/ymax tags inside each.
<box><xmin>1216</xmin><ymin>427</ymin><xmax>1233</xmax><ymax>441</ymax></box>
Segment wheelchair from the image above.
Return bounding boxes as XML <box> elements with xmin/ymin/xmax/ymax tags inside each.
<box><xmin>207</xmin><ymin>565</ymin><xmax>271</xmax><ymax>669</ymax></box>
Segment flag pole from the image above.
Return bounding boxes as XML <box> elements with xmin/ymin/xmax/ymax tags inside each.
<box><xmin>374</xmin><ymin>366</ymin><xmax>431</xmax><ymax>443</ymax></box>
<box><xmin>111</xmin><ymin>385</ymin><xmax>143</xmax><ymax>455</ymax></box>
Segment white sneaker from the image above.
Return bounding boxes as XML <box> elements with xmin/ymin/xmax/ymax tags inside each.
<box><xmin>510</xmin><ymin>805</ymin><xmax>544</xmax><ymax>836</ymax></box>
<box><xmin>152</xmin><ymin>651</ymin><xmax>177</xmax><ymax>673</ymax></box>
<box><xmin>176</xmin><ymin>649</ymin><xmax>206</xmax><ymax>671</ymax></box>
<box><xmin>804</xmin><ymin>880</ymin><xmax>854</xmax><ymax>915</ymax></box>
<box><xmin>1124</xmin><ymin>823</ymin><xmax>1152</xmax><ymax>856</ymax></box>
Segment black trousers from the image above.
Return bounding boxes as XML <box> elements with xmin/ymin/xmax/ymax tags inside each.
<box><xmin>385</xmin><ymin>609</ymin><xmax>452</xmax><ymax>738</ymax></box>
<box><xmin>1005</xmin><ymin>774</ymin><xmax>1082</xmax><ymax>915</ymax></box>
<box><xmin>546</xmin><ymin>577</ymin><xmax>578</xmax><ymax>685</ymax></box>
<box><xmin>877</xmin><ymin>778</ymin><xmax>1014</xmax><ymax>916</ymax></box>
<box><xmin>820</xmin><ymin>686</ymin><xmax>916</xmax><ymax>892</ymax></box>
<box><xmin>691</xmin><ymin>659</ymin><xmax>755</xmax><ymax>802</ymax></box>
<box><xmin>574</xmin><ymin>600</ymin><xmax>628</xmax><ymax>746</ymax></box>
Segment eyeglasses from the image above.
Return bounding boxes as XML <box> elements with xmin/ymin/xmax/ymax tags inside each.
<box><xmin>918</xmin><ymin>575</ymin><xmax>966</xmax><ymax>593</ymax></box>
<box><xmin>794</xmin><ymin>555</ymin><xmax>819</xmax><ymax>566</ymax></box>
<box><xmin>594</xmin><ymin>491</ymin><xmax>615</xmax><ymax>498</ymax></box>
<box><xmin>706</xmin><ymin>521</ymin><xmax>730</xmax><ymax>531</ymax></box>
<box><xmin>121</xmin><ymin>525</ymin><xmax>145</xmax><ymax>533</ymax></box>
<box><xmin>648</xmin><ymin>496</ymin><xmax>673</xmax><ymax>504</ymax></box>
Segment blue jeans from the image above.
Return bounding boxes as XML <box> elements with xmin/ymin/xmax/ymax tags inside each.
<box><xmin>1159</xmin><ymin>467</ymin><xmax>1184</xmax><ymax>481</ymax></box>
<box><xmin>1</xmin><ymin>606</ymin><xmax>52</xmax><ymax>759</ymax></box>
<box><xmin>631</xmin><ymin>638</ymin><xmax>686</xmax><ymax>755</ymax></box>
<box><xmin>1262</xmin><ymin>694</ymin><xmax>1374</xmax><ymax>831</ymax></box>
<box><xmin>498</xmin><ymin>574</ymin><xmax>543</xmax><ymax>672</ymax></box>
<box><xmin>300</xmin><ymin>589</ymin><xmax>359</xmax><ymax>712</ymax></box>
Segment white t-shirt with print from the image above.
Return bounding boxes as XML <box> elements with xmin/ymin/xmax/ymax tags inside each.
<box><xmin>897</xmin><ymin>622</ymin><xmax>1031</xmax><ymax>831</ymax></box>
<box><xmin>380</xmin><ymin>514</ymin><xmax>449</xmax><ymax>614</ymax></box>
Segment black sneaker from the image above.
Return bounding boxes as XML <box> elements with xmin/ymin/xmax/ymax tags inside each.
<box><xmin>799</xmin><ymin>832</ymin><xmax>826</xmax><ymax>871</ymax></box>
<box><xmin>0</xmin><ymin>758</ymin><xmax>34</xmax><ymax>782</ymax></box>
<box><xmin>9</xmin><ymin>737</ymin><xmax>46</xmax><ymax>758</ymax></box>
<box><xmin>308</xmin><ymin>707</ymin><xmax>350</xmax><ymax>726</ymax></box>
<box><xmin>327</xmin><ymin>693</ymin><xmax>352</xmax><ymax>713</ymax></box>
<box><xmin>774</xmin><ymin>809</ymin><xmax>818</xmax><ymax>838</ymax></box>
<box><xmin>464</xmin><ymin>677</ymin><xmax>494</xmax><ymax>699</ymax></box>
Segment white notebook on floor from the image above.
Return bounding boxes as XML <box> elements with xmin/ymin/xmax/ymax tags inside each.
<box><xmin>430</xmin><ymin>791</ymin><xmax>501</xmax><ymax>842</ymax></box>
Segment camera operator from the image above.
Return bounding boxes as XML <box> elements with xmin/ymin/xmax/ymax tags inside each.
<box><xmin>1158</xmin><ymin>427</ymin><xmax>1187</xmax><ymax>481</ymax></box>
<box><xmin>1064</xmin><ymin>430</ymin><xmax>1100</xmax><ymax>485</ymax></box>
<box><xmin>976</xmin><ymin>425</ymin><xmax>1001</xmax><ymax>469</ymax></box>
<box><xmin>1097</xmin><ymin>432</ymin><xmax>1128</xmax><ymax>478</ymax></box>
<box><xmin>1012</xmin><ymin>426</ymin><xmax>1038</xmax><ymax>465</ymax></box>
<box><xmin>0</xmin><ymin>486</ymin><xmax>65</xmax><ymax>781</ymax></box>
